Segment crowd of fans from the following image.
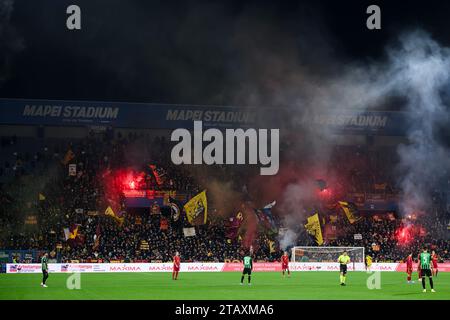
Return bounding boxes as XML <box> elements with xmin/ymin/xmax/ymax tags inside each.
<box><xmin>326</xmin><ymin>214</ymin><xmax>450</xmax><ymax>262</ymax></box>
<box><xmin>0</xmin><ymin>130</ymin><xmax>449</xmax><ymax>265</ymax></box>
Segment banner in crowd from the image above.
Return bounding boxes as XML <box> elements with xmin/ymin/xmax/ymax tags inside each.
<box><xmin>182</xmin><ymin>227</ymin><xmax>196</xmax><ymax>237</ymax></box>
<box><xmin>254</xmin><ymin>201</ymin><xmax>278</xmax><ymax>234</ymax></box>
<box><xmin>105</xmin><ymin>206</ymin><xmax>124</xmax><ymax>226</ymax></box>
<box><xmin>93</xmin><ymin>224</ymin><xmax>101</xmax><ymax>250</ymax></box>
<box><xmin>184</xmin><ymin>190</ymin><xmax>208</xmax><ymax>225</ymax></box>
<box><xmin>374</xmin><ymin>183</ymin><xmax>387</xmax><ymax>190</ymax></box>
<box><xmin>168</xmin><ymin>196</ymin><xmax>183</xmax><ymax>222</ymax></box>
<box><xmin>24</xmin><ymin>215</ymin><xmax>38</xmax><ymax>225</ymax></box>
<box><xmin>148</xmin><ymin>164</ymin><xmax>166</xmax><ymax>186</ymax></box>
<box><xmin>225</xmin><ymin>211</ymin><xmax>244</xmax><ymax>239</ymax></box>
<box><xmin>7</xmin><ymin>262</ymin><xmax>450</xmax><ymax>273</ymax></box>
<box><xmin>304</xmin><ymin>213</ymin><xmax>324</xmax><ymax>245</ymax></box>
<box><xmin>68</xmin><ymin>164</ymin><xmax>77</xmax><ymax>176</ymax></box>
<box><xmin>268</xmin><ymin>240</ymin><xmax>276</xmax><ymax>253</ymax></box>
<box><xmin>338</xmin><ymin>201</ymin><xmax>361</xmax><ymax>224</ymax></box>
<box><xmin>63</xmin><ymin>225</ymin><xmax>79</xmax><ymax>241</ymax></box>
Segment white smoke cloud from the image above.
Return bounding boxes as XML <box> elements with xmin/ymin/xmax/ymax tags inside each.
<box><xmin>277</xmin><ymin>179</ymin><xmax>317</xmax><ymax>249</ymax></box>
<box><xmin>387</xmin><ymin>31</ymin><xmax>450</xmax><ymax>215</ymax></box>
<box><xmin>276</xmin><ymin>30</ymin><xmax>450</xmax><ymax>249</ymax></box>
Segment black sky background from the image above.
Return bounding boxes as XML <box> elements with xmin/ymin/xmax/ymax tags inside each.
<box><xmin>2</xmin><ymin>0</ymin><xmax>450</xmax><ymax>106</ymax></box>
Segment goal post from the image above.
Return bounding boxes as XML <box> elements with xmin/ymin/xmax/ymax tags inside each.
<box><xmin>291</xmin><ymin>246</ymin><xmax>365</xmax><ymax>265</ymax></box>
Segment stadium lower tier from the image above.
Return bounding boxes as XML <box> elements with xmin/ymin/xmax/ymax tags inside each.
<box><xmin>5</xmin><ymin>262</ymin><xmax>450</xmax><ymax>273</ymax></box>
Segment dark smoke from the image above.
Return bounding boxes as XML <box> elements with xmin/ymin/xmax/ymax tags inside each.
<box><xmin>0</xmin><ymin>0</ymin><xmax>24</xmax><ymax>86</ymax></box>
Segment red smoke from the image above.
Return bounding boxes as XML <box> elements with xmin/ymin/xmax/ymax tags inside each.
<box><xmin>395</xmin><ymin>224</ymin><xmax>427</xmax><ymax>245</ymax></box>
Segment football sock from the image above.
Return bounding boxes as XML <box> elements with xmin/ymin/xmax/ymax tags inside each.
<box><xmin>248</xmin><ymin>276</ymin><xmax>251</xmax><ymax>284</ymax></box>
<box><xmin>241</xmin><ymin>276</ymin><xmax>244</xmax><ymax>283</ymax></box>
<box><xmin>422</xmin><ymin>277</ymin><xmax>426</xmax><ymax>289</ymax></box>
<box><xmin>429</xmin><ymin>278</ymin><xmax>433</xmax><ymax>289</ymax></box>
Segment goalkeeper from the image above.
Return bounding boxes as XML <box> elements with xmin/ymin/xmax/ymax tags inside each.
<box><xmin>338</xmin><ymin>251</ymin><xmax>350</xmax><ymax>286</ymax></box>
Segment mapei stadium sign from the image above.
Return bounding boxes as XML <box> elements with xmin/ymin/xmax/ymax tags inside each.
<box><xmin>0</xmin><ymin>99</ymin><xmax>408</xmax><ymax>135</ymax></box>
<box><xmin>6</xmin><ymin>262</ymin><xmax>450</xmax><ymax>273</ymax></box>
<box><xmin>23</xmin><ymin>104</ymin><xmax>119</xmax><ymax>120</ymax></box>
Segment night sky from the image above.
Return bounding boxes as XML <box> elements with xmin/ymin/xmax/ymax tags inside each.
<box><xmin>2</xmin><ymin>0</ymin><xmax>450</xmax><ymax>105</ymax></box>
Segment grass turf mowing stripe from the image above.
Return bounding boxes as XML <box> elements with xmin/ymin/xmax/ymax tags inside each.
<box><xmin>0</xmin><ymin>272</ymin><xmax>448</xmax><ymax>300</ymax></box>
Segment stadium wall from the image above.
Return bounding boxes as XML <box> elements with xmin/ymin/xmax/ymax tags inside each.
<box><xmin>6</xmin><ymin>262</ymin><xmax>450</xmax><ymax>273</ymax></box>
<box><xmin>0</xmin><ymin>98</ymin><xmax>409</xmax><ymax>135</ymax></box>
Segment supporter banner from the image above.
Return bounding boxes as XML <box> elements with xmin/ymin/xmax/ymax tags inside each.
<box><xmin>338</xmin><ymin>201</ymin><xmax>361</xmax><ymax>224</ymax></box>
<box><xmin>0</xmin><ymin>99</ymin><xmax>409</xmax><ymax>135</ymax></box>
<box><xmin>68</xmin><ymin>164</ymin><xmax>77</xmax><ymax>176</ymax></box>
<box><xmin>184</xmin><ymin>190</ymin><xmax>207</xmax><ymax>225</ymax></box>
<box><xmin>8</xmin><ymin>262</ymin><xmax>450</xmax><ymax>273</ymax></box>
<box><xmin>304</xmin><ymin>213</ymin><xmax>324</xmax><ymax>245</ymax></box>
<box><xmin>183</xmin><ymin>227</ymin><xmax>196</xmax><ymax>237</ymax></box>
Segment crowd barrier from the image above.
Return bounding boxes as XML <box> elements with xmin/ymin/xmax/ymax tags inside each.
<box><xmin>6</xmin><ymin>262</ymin><xmax>450</xmax><ymax>273</ymax></box>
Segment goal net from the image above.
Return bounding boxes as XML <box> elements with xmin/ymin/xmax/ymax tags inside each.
<box><xmin>291</xmin><ymin>246</ymin><xmax>365</xmax><ymax>264</ymax></box>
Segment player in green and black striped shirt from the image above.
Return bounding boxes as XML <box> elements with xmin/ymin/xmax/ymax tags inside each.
<box><xmin>419</xmin><ymin>247</ymin><xmax>435</xmax><ymax>293</ymax></box>
<box><xmin>240</xmin><ymin>252</ymin><xmax>253</xmax><ymax>285</ymax></box>
<box><xmin>40</xmin><ymin>253</ymin><xmax>49</xmax><ymax>288</ymax></box>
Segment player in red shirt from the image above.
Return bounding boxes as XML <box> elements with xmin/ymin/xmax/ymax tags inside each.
<box><xmin>172</xmin><ymin>251</ymin><xmax>181</xmax><ymax>280</ymax></box>
<box><xmin>431</xmin><ymin>250</ymin><xmax>438</xmax><ymax>277</ymax></box>
<box><xmin>405</xmin><ymin>253</ymin><xmax>414</xmax><ymax>284</ymax></box>
<box><xmin>281</xmin><ymin>251</ymin><xmax>290</xmax><ymax>278</ymax></box>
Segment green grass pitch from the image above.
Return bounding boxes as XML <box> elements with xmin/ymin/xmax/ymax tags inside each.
<box><xmin>0</xmin><ymin>272</ymin><xmax>449</xmax><ymax>300</ymax></box>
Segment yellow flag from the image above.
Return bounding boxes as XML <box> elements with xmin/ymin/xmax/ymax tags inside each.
<box><xmin>105</xmin><ymin>206</ymin><xmax>115</xmax><ymax>217</ymax></box>
<box><xmin>69</xmin><ymin>226</ymin><xmax>78</xmax><ymax>239</ymax></box>
<box><xmin>329</xmin><ymin>215</ymin><xmax>338</xmax><ymax>223</ymax></box>
<box><xmin>105</xmin><ymin>206</ymin><xmax>124</xmax><ymax>226</ymax></box>
<box><xmin>338</xmin><ymin>201</ymin><xmax>361</xmax><ymax>224</ymax></box>
<box><xmin>304</xmin><ymin>213</ymin><xmax>324</xmax><ymax>245</ymax></box>
<box><xmin>268</xmin><ymin>240</ymin><xmax>276</xmax><ymax>253</ymax></box>
<box><xmin>38</xmin><ymin>193</ymin><xmax>46</xmax><ymax>201</ymax></box>
<box><xmin>184</xmin><ymin>190</ymin><xmax>208</xmax><ymax>225</ymax></box>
